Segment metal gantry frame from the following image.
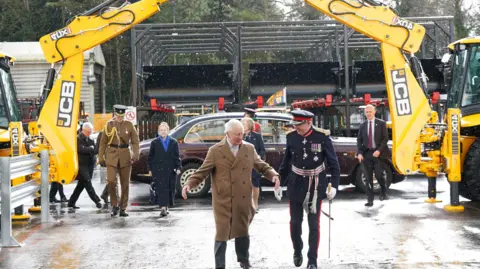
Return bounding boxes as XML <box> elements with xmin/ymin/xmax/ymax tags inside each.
<box><xmin>131</xmin><ymin>16</ymin><xmax>454</xmax><ymax>109</ymax></box>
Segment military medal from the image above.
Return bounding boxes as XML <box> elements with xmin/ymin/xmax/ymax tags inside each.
<box><xmin>313</xmin><ymin>156</ymin><xmax>319</xmax><ymax>162</ymax></box>
<box><xmin>303</xmin><ymin>138</ymin><xmax>307</xmax><ymax>145</ymax></box>
<box><xmin>311</xmin><ymin>143</ymin><xmax>322</xmax><ymax>152</ymax></box>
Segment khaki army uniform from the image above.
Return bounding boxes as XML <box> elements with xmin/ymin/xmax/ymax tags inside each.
<box><xmin>98</xmin><ymin>118</ymin><xmax>140</xmax><ymax>213</ymax></box>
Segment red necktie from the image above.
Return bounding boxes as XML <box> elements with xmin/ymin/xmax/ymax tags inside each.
<box><xmin>368</xmin><ymin>121</ymin><xmax>373</xmax><ymax>149</ymax></box>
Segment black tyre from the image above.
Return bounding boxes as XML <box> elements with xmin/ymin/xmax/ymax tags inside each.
<box><xmin>176</xmin><ymin>163</ymin><xmax>211</xmax><ymax>198</ymax></box>
<box><xmin>460</xmin><ymin>139</ymin><xmax>480</xmax><ymax>201</ymax></box>
<box><xmin>355</xmin><ymin>161</ymin><xmax>392</xmax><ymax>193</ymax></box>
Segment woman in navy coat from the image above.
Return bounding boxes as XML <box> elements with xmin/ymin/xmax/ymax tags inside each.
<box><xmin>148</xmin><ymin>122</ymin><xmax>182</xmax><ymax>217</ymax></box>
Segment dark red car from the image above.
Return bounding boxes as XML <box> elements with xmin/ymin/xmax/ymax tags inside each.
<box><xmin>131</xmin><ymin>112</ymin><xmax>404</xmax><ymax>198</ymax></box>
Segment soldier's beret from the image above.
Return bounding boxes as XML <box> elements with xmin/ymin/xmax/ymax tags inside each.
<box><xmin>113</xmin><ymin>104</ymin><xmax>127</xmax><ymax>116</ymax></box>
<box><xmin>289</xmin><ymin>109</ymin><xmax>314</xmax><ymax>125</ymax></box>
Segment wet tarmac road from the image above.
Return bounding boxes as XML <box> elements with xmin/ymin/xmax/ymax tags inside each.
<box><xmin>1</xmin><ymin>174</ymin><xmax>480</xmax><ymax>269</ymax></box>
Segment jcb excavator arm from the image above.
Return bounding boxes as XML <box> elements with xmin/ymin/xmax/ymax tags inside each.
<box><xmin>305</xmin><ymin>0</ymin><xmax>463</xmax><ymax>210</ymax></box>
<box><xmin>35</xmin><ymin>0</ymin><xmax>168</xmax><ymax>184</ymax></box>
<box><xmin>305</xmin><ymin>0</ymin><xmax>454</xmax><ymax>177</ymax></box>
<box><xmin>306</xmin><ymin>0</ymin><xmax>426</xmax><ymax>53</ymax></box>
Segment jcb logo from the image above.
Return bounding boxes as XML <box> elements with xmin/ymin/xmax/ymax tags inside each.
<box><xmin>50</xmin><ymin>27</ymin><xmax>72</xmax><ymax>41</ymax></box>
<box><xmin>391</xmin><ymin>69</ymin><xmax>412</xmax><ymax>116</ymax></box>
<box><xmin>392</xmin><ymin>16</ymin><xmax>414</xmax><ymax>30</ymax></box>
<box><xmin>11</xmin><ymin>127</ymin><xmax>19</xmax><ymax>156</ymax></box>
<box><xmin>57</xmin><ymin>81</ymin><xmax>76</xmax><ymax>127</ymax></box>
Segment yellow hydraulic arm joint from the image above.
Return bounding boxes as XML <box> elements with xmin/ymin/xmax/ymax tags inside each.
<box><xmin>34</xmin><ymin>0</ymin><xmax>168</xmax><ymax>184</ymax></box>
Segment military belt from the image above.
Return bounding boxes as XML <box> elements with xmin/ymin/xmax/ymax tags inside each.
<box><xmin>292</xmin><ymin>164</ymin><xmax>325</xmax><ymax>177</ymax></box>
<box><xmin>109</xmin><ymin>144</ymin><xmax>129</xmax><ymax>149</ymax></box>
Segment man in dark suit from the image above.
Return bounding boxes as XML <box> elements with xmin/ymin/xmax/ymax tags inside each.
<box><xmin>241</xmin><ymin>117</ymin><xmax>265</xmax><ymax>212</ymax></box>
<box><xmin>68</xmin><ymin>122</ymin><xmax>102</xmax><ymax>209</ymax></box>
<box><xmin>357</xmin><ymin>104</ymin><xmax>390</xmax><ymax>206</ymax></box>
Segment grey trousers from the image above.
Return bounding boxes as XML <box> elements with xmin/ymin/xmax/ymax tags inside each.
<box><xmin>214</xmin><ymin>236</ymin><xmax>250</xmax><ymax>268</ymax></box>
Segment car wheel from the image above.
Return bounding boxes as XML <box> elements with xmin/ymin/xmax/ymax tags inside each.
<box><xmin>176</xmin><ymin>163</ymin><xmax>211</xmax><ymax>198</ymax></box>
<box><xmin>355</xmin><ymin>162</ymin><xmax>392</xmax><ymax>193</ymax></box>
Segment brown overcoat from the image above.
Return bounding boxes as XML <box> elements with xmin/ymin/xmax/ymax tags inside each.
<box><xmin>187</xmin><ymin>138</ymin><xmax>278</xmax><ymax>241</ymax></box>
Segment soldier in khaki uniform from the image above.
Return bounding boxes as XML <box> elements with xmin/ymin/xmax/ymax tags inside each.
<box><xmin>98</xmin><ymin>105</ymin><xmax>140</xmax><ymax>217</ymax></box>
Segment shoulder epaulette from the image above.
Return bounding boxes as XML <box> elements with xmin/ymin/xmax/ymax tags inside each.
<box><xmin>313</xmin><ymin>126</ymin><xmax>330</xmax><ymax>136</ymax></box>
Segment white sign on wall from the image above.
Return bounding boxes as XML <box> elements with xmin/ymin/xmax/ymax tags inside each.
<box><xmin>125</xmin><ymin>106</ymin><xmax>137</xmax><ymax>125</ymax></box>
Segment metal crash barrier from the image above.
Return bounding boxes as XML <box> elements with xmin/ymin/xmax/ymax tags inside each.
<box><xmin>0</xmin><ymin>150</ymin><xmax>54</xmax><ymax>247</ymax></box>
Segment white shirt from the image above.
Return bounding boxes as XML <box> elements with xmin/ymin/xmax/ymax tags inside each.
<box><xmin>367</xmin><ymin>119</ymin><xmax>376</xmax><ymax>149</ymax></box>
<box><xmin>226</xmin><ymin>137</ymin><xmax>240</xmax><ymax>156</ymax></box>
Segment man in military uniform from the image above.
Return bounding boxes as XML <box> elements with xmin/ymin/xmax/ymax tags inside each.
<box><xmin>244</xmin><ymin>107</ymin><xmax>262</xmax><ymax>133</ymax></box>
<box><xmin>279</xmin><ymin>110</ymin><xmax>340</xmax><ymax>269</ymax></box>
<box><xmin>98</xmin><ymin>105</ymin><xmax>140</xmax><ymax>217</ymax></box>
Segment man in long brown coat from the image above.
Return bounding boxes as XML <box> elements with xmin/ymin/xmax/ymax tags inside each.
<box><xmin>98</xmin><ymin>105</ymin><xmax>140</xmax><ymax>217</ymax></box>
<box><xmin>182</xmin><ymin>119</ymin><xmax>280</xmax><ymax>269</ymax></box>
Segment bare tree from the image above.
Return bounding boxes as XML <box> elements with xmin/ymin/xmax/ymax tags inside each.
<box><xmin>23</xmin><ymin>0</ymin><xmax>29</xmax><ymax>11</ymax></box>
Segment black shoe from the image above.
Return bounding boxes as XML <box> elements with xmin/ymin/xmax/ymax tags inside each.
<box><xmin>68</xmin><ymin>204</ymin><xmax>80</xmax><ymax>209</ymax></box>
<box><xmin>160</xmin><ymin>208</ymin><xmax>167</xmax><ymax>217</ymax></box>
<box><xmin>50</xmin><ymin>198</ymin><xmax>61</xmax><ymax>203</ymax></box>
<box><xmin>119</xmin><ymin>210</ymin><xmax>129</xmax><ymax>217</ymax></box>
<box><xmin>60</xmin><ymin>197</ymin><xmax>69</xmax><ymax>203</ymax></box>
<box><xmin>365</xmin><ymin>202</ymin><xmax>373</xmax><ymax>207</ymax></box>
<box><xmin>307</xmin><ymin>265</ymin><xmax>317</xmax><ymax>269</ymax></box>
<box><xmin>96</xmin><ymin>202</ymin><xmax>102</xmax><ymax>209</ymax></box>
<box><xmin>111</xmin><ymin>206</ymin><xmax>119</xmax><ymax>216</ymax></box>
<box><xmin>100</xmin><ymin>194</ymin><xmax>108</xmax><ymax>204</ymax></box>
<box><xmin>293</xmin><ymin>254</ymin><xmax>303</xmax><ymax>267</ymax></box>
<box><xmin>380</xmin><ymin>194</ymin><xmax>389</xmax><ymax>201</ymax></box>
<box><xmin>239</xmin><ymin>261</ymin><xmax>251</xmax><ymax>269</ymax></box>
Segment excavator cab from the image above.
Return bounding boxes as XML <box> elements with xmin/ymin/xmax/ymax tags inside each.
<box><xmin>440</xmin><ymin>38</ymin><xmax>480</xmax><ymax>201</ymax></box>
<box><xmin>444</xmin><ymin>40</ymin><xmax>480</xmax><ymax>132</ymax></box>
<box><xmin>0</xmin><ymin>53</ymin><xmax>22</xmax><ymax>157</ymax></box>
